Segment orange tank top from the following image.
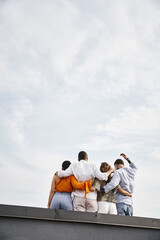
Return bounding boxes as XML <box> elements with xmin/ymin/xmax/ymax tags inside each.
<box><xmin>55</xmin><ymin>175</ymin><xmax>92</xmax><ymax>198</ymax></box>
<box><xmin>55</xmin><ymin>176</ymin><xmax>73</xmax><ymax>193</ymax></box>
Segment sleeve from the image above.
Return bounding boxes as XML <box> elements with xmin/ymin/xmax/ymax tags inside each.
<box><xmin>58</xmin><ymin>164</ymin><xmax>73</xmax><ymax>178</ymax></box>
<box><xmin>130</xmin><ymin>162</ymin><xmax>137</xmax><ymax>170</ymax></box>
<box><xmin>70</xmin><ymin>176</ymin><xmax>92</xmax><ymax>199</ymax></box>
<box><xmin>93</xmin><ymin>164</ymin><xmax>108</xmax><ymax>181</ymax></box>
<box><xmin>70</xmin><ymin>175</ymin><xmax>92</xmax><ymax>190</ymax></box>
<box><xmin>129</xmin><ymin>162</ymin><xmax>137</xmax><ymax>175</ymax></box>
<box><xmin>104</xmin><ymin>171</ymin><xmax>120</xmax><ymax>193</ymax></box>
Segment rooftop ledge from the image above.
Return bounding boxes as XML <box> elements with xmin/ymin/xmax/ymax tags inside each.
<box><xmin>0</xmin><ymin>204</ymin><xmax>160</xmax><ymax>240</ymax></box>
<box><xmin>0</xmin><ymin>204</ymin><xmax>160</xmax><ymax>229</ymax></box>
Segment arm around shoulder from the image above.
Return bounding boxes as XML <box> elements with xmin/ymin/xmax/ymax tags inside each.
<box><xmin>58</xmin><ymin>164</ymin><xmax>73</xmax><ymax>178</ymax></box>
<box><xmin>94</xmin><ymin>164</ymin><xmax>114</xmax><ymax>181</ymax></box>
<box><xmin>104</xmin><ymin>171</ymin><xmax>120</xmax><ymax>193</ymax></box>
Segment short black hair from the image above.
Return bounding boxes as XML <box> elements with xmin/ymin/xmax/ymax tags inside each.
<box><xmin>114</xmin><ymin>159</ymin><xmax>124</xmax><ymax>165</ymax></box>
<box><xmin>62</xmin><ymin>160</ymin><xmax>71</xmax><ymax>170</ymax></box>
<box><xmin>78</xmin><ymin>151</ymin><xmax>88</xmax><ymax>161</ymax></box>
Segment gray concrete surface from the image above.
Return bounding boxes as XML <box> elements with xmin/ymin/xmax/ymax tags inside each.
<box><xmin>0</xmin><ymin>204</ymin><xmax>160</xmax><ymax>240</ymax></box>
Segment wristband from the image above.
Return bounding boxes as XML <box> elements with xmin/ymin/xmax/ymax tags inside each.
<box><xmin>127</xmin><ymin>158</ymin><xmax>131</xmax><ymax>164</ymax></box>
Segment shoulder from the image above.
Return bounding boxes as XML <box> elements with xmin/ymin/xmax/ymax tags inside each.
<box><xmin>88</xmin><ymin>162</ymin><xmax>98</xmax><ymax>168</ymax></box>
<box><xmin>79</xmin><ymin>160</ymin><xmax>95</xmax><ymax>168</ymax></box>
<box><xmin>53</xmin><ymin>175</ymin><xmax>60</xmax><ymax>183</ymax></box>
<box><xmin>93</xmin><ymin>178</ymin><xmax>101</xmax><ymax>188</ymax></box>
<box><xmin>94</xmin><ymin>177</ymin><xmax>100</xmax><ymax>183</ymax></box>
<box><xmin>71</xmin><ymin>162</ymin><xmax>78</xmax><ymax>167</ymax></box>
<box><xmin>112</xmin><ymin>170</ymin><xmax>122</xmax><ymax>178</ymax></box>
<box><xmin>114</xmin><ymin>169</ymin><xmax>121</xmax><ymax>175</ymax></box>
<box><xmin>53</xmin><ymin>174</ymin><xmax>58</xmax><ymax>180</ymax></box>
<box><xmin>69</xmin><ymin>162</ymin><xmax>78</xmax><ymax>169</ymax></box>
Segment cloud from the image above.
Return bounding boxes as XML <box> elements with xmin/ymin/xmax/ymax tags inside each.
<box><xmin>80</xmin><ymin>104</ymin><xmax>160</xmax><ymax>154</ymax></box>
<box><xmin>1</xmin><ymin>0</ymin><xmax>160</xmax><ymax>101</ymax></box>
<box><xmin>98</xmin><ymin>106</ymin><xmax>160</xmax><ymax>136</ymax></box>
<box><xmin>134</xmin><ymin>160</ymin><xmax>160</xmax><ymax>218</ymax></box>
<box><xmin>0</xmin><ymin>148</ymin><xmax>68</xmax><ymax>207</ymax></box>
<box><xmin>0</xmin><ymin>0</ymin><xmax>160</xmax><ymax>218</ymax></box>
<box><xmin>4</xmin><ymin>98</ymin><xmax>33</xmax><ymax>146</ymax></box>
<box><xmin>0</xmin><ymin>0</ymin><xmax>87</xmax><ymax>95</ymax></box>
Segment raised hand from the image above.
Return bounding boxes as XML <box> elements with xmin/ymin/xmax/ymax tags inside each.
<box><xmin>120</xmin><ymin>153</ymin><xmax>128</xmax><ymax>159</ymax></box>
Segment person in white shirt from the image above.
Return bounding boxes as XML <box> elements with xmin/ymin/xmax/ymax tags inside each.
<box><xmin>57</xmin><ymin>151</ymin><xmax>114</xmax><ymax>212</ymax></box>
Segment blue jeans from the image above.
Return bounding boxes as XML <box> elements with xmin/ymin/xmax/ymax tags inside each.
<box><xmin>116</xmin><ymin>203</ymin><xmax>133</xmax><ymax>216</ymax></box>
<box><xmin>50</xmin><ymin>192</ymin><xmax>73</xmax><ymax>210</ymax></box>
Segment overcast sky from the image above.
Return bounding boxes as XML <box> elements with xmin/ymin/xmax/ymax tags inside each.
<box><xmin>0</xmin><ymin>0</ymin><xmax>160</xmax><ymax>219</ymax></box>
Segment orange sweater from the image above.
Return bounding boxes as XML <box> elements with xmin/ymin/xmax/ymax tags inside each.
<box><xmin>56</xmin><ymin>175</ymin><xmax>92</xmax><ymax>198</ymax></box>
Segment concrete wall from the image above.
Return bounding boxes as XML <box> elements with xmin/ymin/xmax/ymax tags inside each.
<box><xmin>0</xmin><ymin>204</ymin><xmax>160</xmax><ymax>240</ymax></box>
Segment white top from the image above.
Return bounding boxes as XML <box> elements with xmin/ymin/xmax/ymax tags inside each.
<box><xmin>58</xmin><ymin>160</ymin><xmax>108</xmax><ymax>200</ymax></box>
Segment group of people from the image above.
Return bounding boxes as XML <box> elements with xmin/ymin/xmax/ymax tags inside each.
<box><xmin>47</xmin><ymin>151</ymin><xmax>137</xmax><ymax>216</ymax></box>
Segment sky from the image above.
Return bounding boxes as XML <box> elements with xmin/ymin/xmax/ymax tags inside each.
<box><xmin>0</xmin><ymin>0</ymin><xmax>160</xmax><ymax>219</ymax></box>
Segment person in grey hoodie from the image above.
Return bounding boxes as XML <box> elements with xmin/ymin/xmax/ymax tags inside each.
<box><xmin>102</xmin><ymin>153</ymin><xmax>137</xmax><ymax>216</ymax></box>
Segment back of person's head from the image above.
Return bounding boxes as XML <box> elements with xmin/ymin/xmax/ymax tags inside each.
<box><xmin>62</xmin><ymin>160</ymin><xmax>71</xmax><ymax>170</ymax></box>
<box><xmin>100</xmin><ymin>162</ymin><xmax>111</xmax><ymax>172</ymax></box>
<box><xmin>114</xmin><ymin>159</ymin><xmax>124</xmax><ymax>165</ymax></box>
<box><xmin>114</xmin><ymin>159</ymin><xmax>124</xmax><ymax>170</ymax></box>
<box><xmin>100</xmin><ymin>162</ymin><xmax>112</xmax><ymax>183</ymax></box>
<box><xmin>78</xmin><ymin>151</ymin><xmax>88</xmax><ymax>161</ymax></box>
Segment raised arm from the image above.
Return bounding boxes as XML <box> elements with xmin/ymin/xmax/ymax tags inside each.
<box><xmin>120</xmin><ymin>153</ymin><xmax>137</xmax><ymax>172</ymax></box>
<box><xmin>47</xmin><ymin>175</ymin><xmax>57</xmax><ymax>208</ymax></box>
<box><xmin>120</xmin><ymin>153</ymin><xmax>131</xmax><ymax>163</ymax></box>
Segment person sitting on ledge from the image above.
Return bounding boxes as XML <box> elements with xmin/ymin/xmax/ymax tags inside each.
<box><xmin>47</xmin><ymin>160</ymin><xmax>93</xmax><ymax>210</ymax></box>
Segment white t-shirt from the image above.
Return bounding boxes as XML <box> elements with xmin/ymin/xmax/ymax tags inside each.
<box><xmin>58</xmin><ymin>160</ymin><xmax>108</xmax><ymax>200</ymax></box>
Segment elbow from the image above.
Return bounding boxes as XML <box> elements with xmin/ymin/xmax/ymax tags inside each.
<box><xmin>50</xmin><ymin>190</ymin><xmax>55</xmax><ymax>194</ymax></box>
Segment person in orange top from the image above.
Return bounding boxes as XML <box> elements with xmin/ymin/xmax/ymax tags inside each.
<box><xmin>47</xmin><ymin>160</ymin><xmax>92</xmax><ymax>210</ymax></box>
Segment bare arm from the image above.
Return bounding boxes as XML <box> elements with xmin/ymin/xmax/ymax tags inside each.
<box><xmin>118</xmin><ymin>187</ymin><xmax>132</xmax><ymax>197</ymax></box>
<box><xmin>47</xmin><ymin>175</ymin><xmax>57</xmax><ymax>208</ymax></box>
<box><xmin>89</xmin><ymin>186</ymin><xmax>96</xmax><ymax>191</ymax></box>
